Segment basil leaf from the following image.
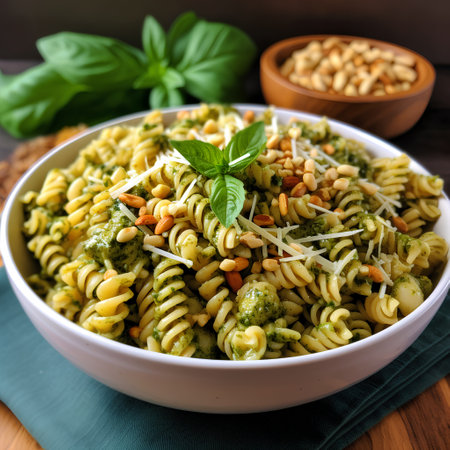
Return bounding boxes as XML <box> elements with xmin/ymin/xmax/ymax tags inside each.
<box><xmin>225</xmin><ymin>121</ymin><xmax>267</xmax><ymax>173</ymax></box>
<box><xmin>142</xmin><ymin>15</ymin><xmax>168</xmax><ymax>64</ymax></box>
<box><xmin>162</xmin><ymin>67</ymin><xmax>185</xmax><ymax>90</ymax></box>
<box><xmin>53</xmin><ymin>88</ymin><xmax>148</xmax><ymax>129</ymax></box>
<box><xmin>0</xmin><ymin>63</ymin><xmax>84</xmax><ymax>137</ymax></box>
<box><xmin>37</xmin><ymin>32</ymin><xmax>147</xmax><ymax>91</ymax></box>
<box><xmin>176</xmin><ymin>21</ymin><xmax>256</xmax><ymax>102</ymax></box>
<box><xmin>169</xmin><ymin>139</ymin><xmax>225</xmax><ymax>178</ymax></box>
<box><xmin>210</xmin><ymin>174</ymin><xmax>245</xmax><ymax>228</ymax></box>
<box><xmin>133</xmin><ymin>62</ymin><xmax>166</xmax><ymax>89</ymax></box>
<box><xmin>150</xmin><ymin>85</ymin><xmax>185</xmax><ymax>109</ymax></box>
<box><xmin>167</xmin><ymin>11</ymin><xmax>199</xmax><ymax>66</ymax></box>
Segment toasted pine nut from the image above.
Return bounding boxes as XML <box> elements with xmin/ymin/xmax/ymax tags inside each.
<box><xmin>291</xmin><ymin>182</ymin><xmax>307</xmax><ymax>198</ymax></box>
<box><xmin>234</xmin><ymin>257</ymin><xmax>250</xmax><ymax>271</ymax></box>
<box><xmin>243</xmin><ymin>110</ymin><xmax>255</xmax><ymax>123</ymax></box>
<box><xmin>138</xmin><ymin>206</ymin><xmax>147</xmax><ymax>216</ymax></box>
<box><xmin>253</xmin><ymin>214</ymin><xmax>275</xmax><ymax>226</ymax></box>
<box><xmin>334</xmin><ymin>208</ymin><xmax>345</xmax><ymax>219</ymax></box>
<box><xmin>135</xmin><ymin>214</ymin><xmax>158</xmax><ymax>226</ymax></box>
<box><xmin>117</xmin><ymin>226</ymin><xmax>138</xmax><ymax>243</ymax></box>
<box><xmin>333</xmin><ymin>70</ymin><xmax>348</xmax><ymax>91</ymax></box>
<box><xmin>129</xmin><ymin>326</ymin><xmax>142</xmax><ymax>339</ymax></box>
<box><xmin>251</xmin><ymin>261</ymin><xmax>262</xmax><ymax>274</ymax></box>
<box><xmin>304</xmin><ymin>159</ymin><xmax>316</xmax><ymax>173</ymax></box>
<box><xmin>364</xmin><ymin>264</ymin><xmax>384</xmax><ymax>283</ymax></box>
<box><xmin>324</xmin><ymin>167</ymin><xmax>338</xmax><ymax>181</ymax></box>
<box><xmin>333</xmin><ymin>178</ymin><xmax>350</xmax><ymax>190</ymax></box>
<box><xmin>154</xmin><ymin>215</ymin><xmax>174</xmax><ymax>234</ymax></box>
<box><xmin>225</xmin><ymin>271</ymin><xmax>243</xmax><ymax>293</ymax></box>
<box><xmin>203</xmin><ymin>119</ymin><xmax>218</xmax><ymax>134</ymax></box>
<box><xmin>176</xmin><ymin>110</ymin><xmax>190</xmax><ymax>120</ymax></box>
<box><xmin>240</xmin><ymin>232</ymin><xmax>264</xmax><ymax>249</ymax></box>
<box><xmin>104</xmin><ymin>269</ymin><xmax>118</xmax><ymax>280</ymax></box>
<box><xmin>392</xmin><ymin>216</ymin><xmax>409</xmax><ymax>233</ymax></box>
<box><xmin>289</xmin><ymin>242</ymin><xmax>303</xmax><ymax>253</ymax></box>
<box><xmin>151</xmin><ymin>184</ymin><xmax>171</xmax><ymax>199</ymax></box>
<box><xmin>280</xmin><ymin>137</ymin><xmax>292</xmax><ymax>151</ymax></box>
<box><xmin>279</xmin><ymin>193</ymin><xmax>289</xmax><ymax>216</ymax></box>
<box><xmin>309</xmin><ymin>195</ymin><xmax>323</xmax><ymax>207</ymax></box>
<box><xmin>143</xmin><ymin>234</ymin><xmax>165</xmax><ymax>247</ymax></box>
<box><xmin>267</xmin><ymin>134</ymin><xmax>280</xmax><ymax>149</ymax></box>
<box><xmin>322</xmin><ymin>144</ymin><xmax>335</xmax><ymax>155</ymax></box>
<box><xmin>337</xmin><ymin>164</ymin><xmax>359</xmax><ymax>177</ymax></box>
<box><xmin>262</xmin><ymin>258</ymin><xmax>280</xmax><ymax>272</ymax></box>
<box><xmin>118</xmin><ymin>193</ymin><xmax>146</xmax><ymax>208</ymax></box>
<box><xmin>220</xmin><ymin>259</ymin><xmax>237</xmax><ymax>272</ymax></box>
<box><xmin>303</xmin><ymin>173</ymin><xmax>317</xmax><ymax>191</ymax></box>
<box><xmin>282</xmin><ymin>175</ymin><xmax>301</xmax><ymax>189</ymax></box>
<box><xmin>288</xmin><ymin>127</ymin><xmax>301</xmax><ymax>140</ymax></box>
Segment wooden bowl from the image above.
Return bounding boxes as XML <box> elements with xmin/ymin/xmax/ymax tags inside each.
<box><xmin>260</xmin><ymin>35</ymin><xmax>435</xmax><ymax>138</ymax></box>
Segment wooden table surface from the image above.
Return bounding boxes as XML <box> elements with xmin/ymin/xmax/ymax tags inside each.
<box><xmin>0</xmin><ymin>60</ymin><xmax>449</xmax><ymax>449</ymax></box>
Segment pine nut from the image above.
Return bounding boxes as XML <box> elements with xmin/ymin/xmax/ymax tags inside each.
<box><xmin>154</xmin><ymin>215</ymin><xmax>174</xmax><ymax>234</ymax></box>
<box><xmin>262</xmin><ymin>258</ymin><xmax>280</xmax><ymax>272</ymax></box>
<box><xmin>303</xmin><ymin>173</ymin><xmax>317</xmax><ymax>191</ymax></box>
<box><xmin>203</xmin><ymin>119</ymin><xmax>218</xmax><ymax>134</ymax></box>
<box><xmin>243</xmin><ymin>110</ymin><xmax>255</xmax><ymax>123</ymax></box>
<box><xmin>129</xmin><ymin>326</ymin><xmax>142</xmax><ymax>339</ymax></box>
<box><xmin>291</xmin><ymin>182</ymin><xmax>307</xmax><ymax>198</ymax></box>
<box><xmin>282</xmin><ymin>175</ymin><xmax>301</xmax><ymax>189</ymax></box>
<box><xmin>324</xmin><ymin>167</ymin><xmax>338</xmax><ymax>181</ymax></box>
<box><xmin>333</xmin><ymin>70</ymin><xmax>348</xmax><ymax>91</ymax></box>
<box><xmin>240</xmin><ymin>232</ymin><xmax>264</xmax><ymax>249</ymax></box>
<box><xmin>322</xmin><ymin>144</ymin><xmax>335</xmax><ymax>155</ymax></box>
<box><xmin>220</xmin><ymin>259</ymin><xmax>237</xmax><ymax>272</ymax></box>
<box><xmin>337</xmin><ymin>164</ymin><xmax>359</xmax><ymax>177</ymax></box>
<box><xmin>117</xmin><ymin>226</ymin><xmax>138</xmax><ymax>243</ymax></box>
<box><xmin>333</xmin><ymin>178</ymin><xmax>350</xmax><ymax>190</ymax></box>
<box><xmin>135</xmin><ymin>214</ymin><xmax>158</xmax><ymax>226</ymax></box>
<box><xmin>309</xmin><ymin>195</ymin><xmax>323</xmax><ymax>207</ymax></box>
<box><xmin>104</xmin><ymin>269</ymin><xmax>118</xmax><ymax>280</ymax></box>
<box><xmin>279</xmin><ymin>193</ymin><xmax>289</xmax><ymax>216</ymax></box>
<box><xmin>392</xmin><ymin>216</ymin><xmax>409</xmax><ymax>233</ymax></box>
<box><xmin>225</xmin><ymin>271</ymin><xmax>243</xmax><ymax>293</ymax></box>
<box><xmin>143</xmin><ymin>234</ymin><xmax>165</xmax><ymax>247</ymax></box>
<box><xmin>151</xmin><ymin>184</ymin><xmax>171</xmax><ymax>199</ymax></box>
<box><xmin>267</xmin><ymin>134</ymin><xmax>280</xmax><ymax>149</ymax></box>
<box><xmin>251</xmin><ymin>261</ymin><xmax>262</xmax><ymax>274</ymax></box>
<box><xmin>118</xmin><ymin>193</ymin><xmax>146</xmax><ymax>209</ymax></box>
<box><xmin>304</xmin><ymin>159</ymin><xmax>316</xmax><ymax>173</ymax></box>
<box><xmin>253</xmin><ymin>214</ymin><xmax>275</xmax><ymax>226</ymax></box>
<box><xmin>234</xmin><ymin>257</ymin><xmax>249</xmax><ymax>271</ymax></box>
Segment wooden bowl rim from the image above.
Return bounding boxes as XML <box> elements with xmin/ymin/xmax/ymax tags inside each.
<box><xmin>260</xmin><ymin>34</ymin><xmax>436</xmax><ymax>103</ymax></box>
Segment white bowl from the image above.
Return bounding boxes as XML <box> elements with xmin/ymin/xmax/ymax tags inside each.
<box><xmin>1</xmin><ymin>105</ymin><xmax>449</xmax><ymax>413</ymax></box>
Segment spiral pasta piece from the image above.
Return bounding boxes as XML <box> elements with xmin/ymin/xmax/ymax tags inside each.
<box><xmin>151</xmin><ymin>258</ymin><xmax>196</xmax><ymax>356</ymax></box>
<box><xmin>365</xmin><ymin>293</ymin><xmax>399</xmax><ymax>325</ymax></box>
<box><xmin>27</xmin><ymin>235</ymin><xmax>68</xmax><ymax>276</ymax></box>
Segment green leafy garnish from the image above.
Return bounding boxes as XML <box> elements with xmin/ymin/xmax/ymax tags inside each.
<box><xmin>170</xmin><ymin>121</ymin><xmax>266</xmax><ymax>228</ymax></box>
<box><xmin>0</xmin><ymin>12</ymin><xmax>257</xmax><ymax>138</ymax></box>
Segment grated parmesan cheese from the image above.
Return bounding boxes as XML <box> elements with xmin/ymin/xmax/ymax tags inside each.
<box><xmin>143</xmin><ymin>244</ymin><xmax>193</xmax><ymax>268</ymax></box>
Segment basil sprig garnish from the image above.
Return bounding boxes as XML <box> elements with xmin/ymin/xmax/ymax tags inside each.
<box><xmin>170</xmin><ymin>121</ymin><xmax>266</xmax><ymax>228</ymax></box>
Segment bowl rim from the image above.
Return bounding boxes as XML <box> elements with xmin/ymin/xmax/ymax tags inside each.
<box><xmin>1</xmin><ymin>103</ymin><xmax>449</xmax><ymax>371</ymax></box>
<box><xmin>260</xmin><ymin>34</ymin><xmax>436</xmax><ymax>104</ymax></box>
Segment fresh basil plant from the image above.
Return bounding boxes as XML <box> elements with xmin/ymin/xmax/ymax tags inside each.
<box><xmin>0</xmin><ymin>12</ymin><xmax>257</xmax><ymax>138</ymax></box>
<box><xmin>170</xmin><ymin>121</ymin><xmax>266</xmax><ymax>228</ymax></box>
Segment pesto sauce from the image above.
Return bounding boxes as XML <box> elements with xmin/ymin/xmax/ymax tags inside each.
<box><xmin>238</xmin><ymin>287</ymin><xmax>282</xmax><ymax>327</ymax></box>
<box><xmin>83</xmin><ymin>204</ymin><xmax>147</xmax><ymax>272</ymax></box>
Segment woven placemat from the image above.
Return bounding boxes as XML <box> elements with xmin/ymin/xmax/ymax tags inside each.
<box><xmin>0</xmin><ymin>125</ymin><xmax>86</xmax><ymax>265</ymax></box>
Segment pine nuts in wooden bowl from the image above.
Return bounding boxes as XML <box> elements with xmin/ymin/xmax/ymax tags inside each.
<box><xmin>260</xmin><ymin>35</ymin><xmax>435</xmax><ymax>138</ymax></box>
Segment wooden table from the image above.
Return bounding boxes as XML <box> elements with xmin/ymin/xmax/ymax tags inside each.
<box><xmin>0</xmin><ymin>60</ymin><xmax>449</xmax><ymax>449</ymax></box>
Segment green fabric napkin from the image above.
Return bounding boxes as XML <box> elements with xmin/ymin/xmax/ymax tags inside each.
<box><xmin>0</xmin><ymin>266</ymin><xmax>448</xmax><ymax>450</ymax></box>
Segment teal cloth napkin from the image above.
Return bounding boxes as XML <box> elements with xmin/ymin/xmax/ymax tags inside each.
<box><xmin>0</xmin><ymin>266</ymin><xmax>448</xmax><ymax>450</ymax></box>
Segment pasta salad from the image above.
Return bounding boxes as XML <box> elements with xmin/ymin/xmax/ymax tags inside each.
<box><xmin>22</xmin><ymin>104</ymin><xmax>448</xmax><ymax>360</ymax></box>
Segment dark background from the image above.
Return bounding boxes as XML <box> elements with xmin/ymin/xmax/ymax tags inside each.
<box><xmin>1</xmin><ymin>0</ymin><xmax>450</xmax><ymax>63</ymax></box>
